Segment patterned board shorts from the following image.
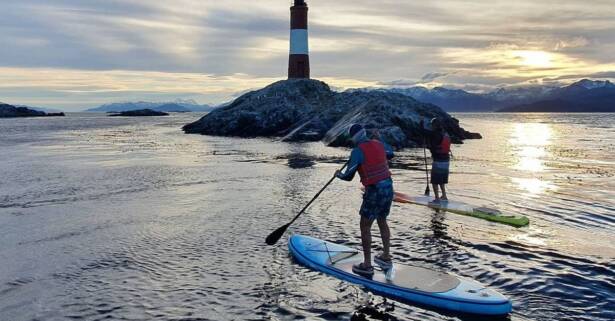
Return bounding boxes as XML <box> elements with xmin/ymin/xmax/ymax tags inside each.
<box><xmin>431</xmin><ymin>161</ymin><xmax>450</xmax><ymax>184</ymax></box>
<box><xmin>360</xmin><ymin>182</ymin><xmax>394</xmax><ymax>221</ymax></box>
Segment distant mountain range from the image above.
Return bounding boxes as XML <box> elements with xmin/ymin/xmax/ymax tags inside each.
<box><xmin>15</xmin><ymin>105</ymin><xmax>64</xmax><ymax>113</ymax></box>
<box><xmin>352</xmin><ymin>79</ymin><xmax>615</xmax><ymax>112</ymax></box>
<box><xmin>497</xmin><ymin>79</ymin><xmax>615</xmax><ymax>112</ymax></box>
<box><xmin>85</xmin><ymin>99</ymin><xmax>215</xmax><ymax>113</ymax></box>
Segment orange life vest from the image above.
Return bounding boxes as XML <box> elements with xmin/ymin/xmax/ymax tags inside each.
<box><xmin>357</xmin><ymin>140</ymin><xmax>391</xmax><ymax>186</ymax></box>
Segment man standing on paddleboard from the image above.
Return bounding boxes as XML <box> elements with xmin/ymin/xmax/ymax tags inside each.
<box><xmin>420</xmin><ymin>118</ymin><xmax>452</xmax><ymax>203</ymax></box>
<box><xmin>335</xmin><ymin>124</ymin><xmax>394</xmax><ymax>277</ymax></box>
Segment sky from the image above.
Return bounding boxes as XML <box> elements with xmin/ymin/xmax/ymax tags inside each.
<box><xmin>1</xmin><ymin>0</ymin><xmax>614</xmax><ymax>111</ymax></box>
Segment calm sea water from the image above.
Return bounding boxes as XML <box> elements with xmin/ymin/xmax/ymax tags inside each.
<box><xmin>0</xmin><ymin>112</ymin><xmax>613</xmax><ymax>321</ymax></box>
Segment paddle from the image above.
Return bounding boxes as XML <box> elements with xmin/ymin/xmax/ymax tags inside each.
<box><xmin>266</xmin><ymin>162</ymin><xmax>348</xmax><ymax>245</ymax></box>
<box><xmin>422</xmin><ymin>137</ymin><xmax>430</xmax><ymax>196</ymax></box>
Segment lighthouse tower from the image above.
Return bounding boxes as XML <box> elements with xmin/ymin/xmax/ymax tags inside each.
<box><xmin>288</xmin><ymin>0</ymin><xmax>310</xmax><ymax>79</ymax></box>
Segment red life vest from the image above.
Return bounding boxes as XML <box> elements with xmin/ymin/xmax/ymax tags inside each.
<box><xmin>435</xmin><ymin>133</ymin><xmax>451</xmax><ymax>155</ymax></box>
<box><xmin>357</xmin><ymin>140</ymin><xmax>391</xmax><ymax>186</ymax></box>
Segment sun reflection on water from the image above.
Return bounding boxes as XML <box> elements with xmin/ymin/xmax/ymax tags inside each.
<box><xmin>517</xmin><ymin>146</ymin><xmax>547</xmax><ymax>172</ymax></box>
<box><xmin>511</xmin><ymin>177</ymin><xmax>556</xmax><ymax>195</ymax></box>
<box><xmin>509</xmin><ymin>123</ymin><xmax>557</xmax><ymax>195</ymax></box>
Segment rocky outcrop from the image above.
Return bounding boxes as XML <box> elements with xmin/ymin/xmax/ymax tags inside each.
<box><xmin>109</xmin><ymin>109</ymin><xmax>169</xmax><ymax>117</ymax></box>
<box><xmin>184</xmin><ymin>79</ymin><xmax>334</xmax><ymax>137</ymax></box>
<box><xmin>0</xmin><ymin>103</ymin><xmax>65</xmax><ymax>118</ymax></box>
<box><xmin>183</xmin><ymin>79</ymin><xmax>481</xmax><ymax>148</ymax></box>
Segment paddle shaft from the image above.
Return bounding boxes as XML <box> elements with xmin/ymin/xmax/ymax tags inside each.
<box><xmin>286</xmin><ymin>162</ymin><xmax>348</xmax><ymax>227</ymax></box>
<box><xmin>265</xmin><ymin>162</ymin><xmax>348</xmax><ymax>245</ymax></box>
<box><xmin>422</xmin><ymin>137</ymin><xmax>430</xmax><ymax>195</ymax></box>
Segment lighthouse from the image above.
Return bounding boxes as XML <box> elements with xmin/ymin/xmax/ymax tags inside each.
<box><xmin>288</xmin><ymin>0</ymin><xmax>310</xmax><ymax>79</ymax></box>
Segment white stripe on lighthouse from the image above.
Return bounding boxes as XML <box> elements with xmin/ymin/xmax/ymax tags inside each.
<box><xmin>290</xmin><ymin>29</ymin><xmax>309</xmax><ymax>55</ymax></box>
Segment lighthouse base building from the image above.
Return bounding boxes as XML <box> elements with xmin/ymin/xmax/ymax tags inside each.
<box><xmin>288</xmin><ymin>0</ymin><xmax>310</xmax><ymax>79</ymax></box>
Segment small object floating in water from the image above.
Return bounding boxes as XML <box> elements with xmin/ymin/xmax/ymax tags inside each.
<box><xmin>392</xmin><ymin>190</ymin><xmax>529</xmax><ymax>228</ymax></box>
<box><xmin>289</xmin><ymin>234</ymin><xmax>512</xmax><ymax>316</ymax></box>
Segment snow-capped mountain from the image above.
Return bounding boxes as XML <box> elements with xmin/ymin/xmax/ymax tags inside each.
<box><xmin>485</xmin><ymin>86</ymin><xmax>558</xmax><ymax>104</ymax></box>
<box><xmin>389</xmin><ymin>87</ymin><xmax>495</xmax><ymax>111</ymax></box>
<box><xmin>499</xmin><ymin>79</ymin><xmax>615</xmax><ymax>112</ymax></box>
<box><xmin>357</xmin><ymin>79</ymin><xmax>615</xmax><ymax>112</ymax></box>
<box><xmin>574</xmin><ymin>79</ymin><xmax>615</xmax><ymax>90</ymax></box>
<box><xmin>86</xmin><ymin>99</ymin><xmax>215</xmax><ymax>112</ymax></box>
<box><xmin>346</xmin><ymin>86</ymin><xmax>494</xmax><ymax>111</ymax></box>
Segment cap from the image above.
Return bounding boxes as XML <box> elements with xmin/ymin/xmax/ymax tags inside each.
<box><xmin>348</xmin><ymin>124</ymin><xmax>364</xmax><ymax>137</ymax></box>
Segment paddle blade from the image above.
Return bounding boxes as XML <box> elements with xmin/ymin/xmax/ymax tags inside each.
<box><xmin>424</xmin><ymin>186</ymin><xmax>430</xmax><ymax>196</ymax></box>
<box><xmin>265</xmin><ymin>223</ymin><xmax>290</xmax><ymax>245</ymax></box>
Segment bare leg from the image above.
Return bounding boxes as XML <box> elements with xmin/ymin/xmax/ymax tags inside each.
<box><xmin>360</xmin><ymin>216</ymin><xmax>374</xmax><ymax>267</ymax></box>
<box><xmin>376</xmin><ymin>217</ymin><xmax>391</xmax><ymax>260</ymax></box>
<box><xmin>432</xmin><ymin>183</ymin><xmax>440</xmax><ymax>200</ymax></box>
<box><xmin>440</xmin><ymin>184</ymin><xmax>448</xmax><ymax>200</ymax></box>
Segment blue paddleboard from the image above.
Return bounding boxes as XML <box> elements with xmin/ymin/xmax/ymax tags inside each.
<box><xmin>288</xmin><ymin>234</ymin><xmax>512</xmax><ymax>315</ymax></box>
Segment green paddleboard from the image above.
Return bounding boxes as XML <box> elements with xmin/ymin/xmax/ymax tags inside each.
<box><xmin>393</xmin><ymin>191</ymin><xmax>529</xmax><ymax>228</ymax></box>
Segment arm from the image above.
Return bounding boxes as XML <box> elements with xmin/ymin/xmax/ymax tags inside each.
<box><xmin>417</xmin><ymin>119</ymin><xmax>433</xmax><ymax>137</ymax></box>
<box><xmin>418</xmin><ymin>119</ymin><xmax>439</xmax><ymax>152</ymax></box>
<box><xmin>382</xmin><ymin>141</ymin><xmax>394</xmax><ymax>160</ymax></box>
<box><xmin>336</xmin><ymin>148</ymin><xmax>363</xmax><ymax>181</ymax></box>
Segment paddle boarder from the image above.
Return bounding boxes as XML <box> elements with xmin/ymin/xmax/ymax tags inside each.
<box><xmin>420</xmin><ymin>118</ymin><xmax>451</xmax><ymax>203</ymax></box>
<box><xmin>335</xmin><ymin>124</ymin><xmax>394</xmax><ymax>276</ymax></box>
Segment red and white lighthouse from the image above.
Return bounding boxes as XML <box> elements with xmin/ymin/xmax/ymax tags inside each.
<box><xmin>288</xmin><ymin>0</ymin><xmax>310</xmax><ymax>79</ymax></box>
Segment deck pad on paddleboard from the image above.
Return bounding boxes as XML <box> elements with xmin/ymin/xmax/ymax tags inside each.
<box><xmin>289</xmin><ymin>234</ymin><xmax>512</xmax><ymax>315</ymax></box>
<box><xmin>334</xmin><ymin>260</ymin><xmax>460</xmax><ymax>293</ymax></box>
<box><xmin>393</xmin><ymin>191</ymin><xmax>529</xmax><ymax>227</ymax></box>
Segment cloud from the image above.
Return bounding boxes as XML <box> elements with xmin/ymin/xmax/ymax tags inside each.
<box><xmin>421</xmin><ymin>72</ymin><xmax>449</xmax><ymax>82</ymax></box>
<box><xmin>588</xmin><ymin>71</ymin><xmax>615</xmax><ymax>79</ymax></box>
<box><xmin>376</xmin><ymin>72</ymin><xmax>448</xmax><ymax>87</ymax></box>
<box><xmin>377</xmin><ymin>79</ymin><xmax>419</xmax><ymax>87</ymax></box>
<box><xmin>0</xmin><ymin>67</ymin><xmax>284</xmax><ymax>109</ymax></box>
<box><xmin>0</xmin><ymin>67</ymin><xmax>378</xmax><ymax>110</ymax></box>
<box><xmin>542</xmin><ymin>71</ymin><xmax>615</xmax><ymax>82</ymax></box>
<box><xmin>554</xmin><ymin>37</ymin><xmax>590</xmax><ymax>51</ymax></box>
<box><xmin>0</xmin><ymin>0</ymin><xmax>614</xmax><ymax>109</ymax></box>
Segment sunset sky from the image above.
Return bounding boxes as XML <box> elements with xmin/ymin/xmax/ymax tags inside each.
<box><xmin>1</xmin><ymin>0</ymin><xmax>614</xmax><ymax>110</ymax></box>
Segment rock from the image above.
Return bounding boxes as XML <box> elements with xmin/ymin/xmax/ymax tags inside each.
<box><xmin>108</xmin><ymin>109</ymin><xmax>169</xmax><ymax>117</ymax></box>
<box><xmin>184</xmin><ymin>79</ymin><xmax>334</xmax><ymax>137</ymax></box>
<box><xmin>183</xmin><ymin>79</ymin><xmax>481</xmax><ymax>148</ymax></box>
<box><xmin>0</xmin><ymin>103</ymin><xmax>65</xmax><ymax>118</ymax></box>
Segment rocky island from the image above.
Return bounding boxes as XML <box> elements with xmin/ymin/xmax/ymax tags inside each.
<box><xmin>0</xmin><ymin>103</ymin><xmax>65</xmax><ymax>118</ymax></box>
<box><xmin>109</xmin><ymin>109</ymin><xmax>169</xmax><ymax>117</ymax></box>
<box><xmin>183</xmin><ymin>79</ymin><xmax>480</xmax><ymax>148</ymax></box>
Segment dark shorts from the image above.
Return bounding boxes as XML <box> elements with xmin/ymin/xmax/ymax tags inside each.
<box><xmin>360</xmin><ymin>180</ymin><xmax>394</xmax><ymax>221</ymax></box>
<box><xmin>431</xmin><ymin>161</ymin><xmax>449</xmax><ymax>185</ymax></box>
